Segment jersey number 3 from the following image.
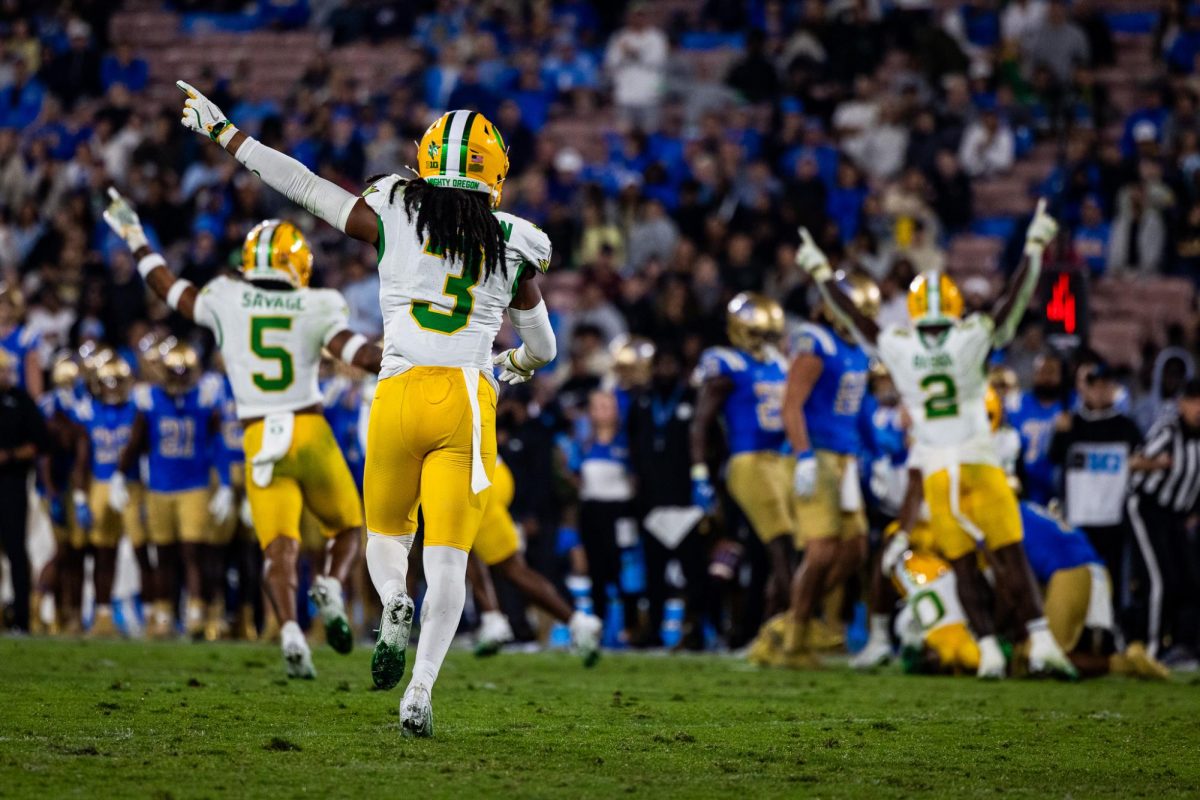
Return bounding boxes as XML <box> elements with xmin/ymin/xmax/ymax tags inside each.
<box><xmin>251</xmin><ymin>316</ymin><xmax>295</xmax><ymax>392</ymax></box>
<box><xmin>920</xmin><ymin>374</ymin><xmax>958</xmax><ymax>419</ymax></box>
<box><xmin>411</xmin><ymin>242</ymin><xmax>479</xmax><ymax>334</ymax></box>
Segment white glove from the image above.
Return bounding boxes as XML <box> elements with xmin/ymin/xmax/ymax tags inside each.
<box><xmin>239</xmin><ymin>496</ymin><xmax>254</xmax><ymax>529</ymax></box>
<box><xmin>795</xmin><ymin>227</ymin><xmax>833</xmax><ymax>282</ymax></box>
<box><xmin>493</xmin><ymin>349</ymin><xmax>534</xmax><ymax>384</ymax></box>
<box><xmin>102</xmin><ymin>187</ymin><xmax>149</xmax><ymax>252</ymax></box>
<box><xmin>108</xmin><ymin>472</ymin><xmax>130</xmax><ymax>513</ymax></box>
<box><xmin>792</xmin><ymin>451</ymin><xmax>817</xmax><ymax>498</ymax></box>
<box><xmin>880</xmin><ymin>529</ymin><xmax>910</xmax><ymax>576</ymax></box>
<box><xmin>1024</xmin><ymin>198</ymin><xmax>1058</xmax><ymax>257</ymax></box>
<box><xmin>177</xmin><ymin>80</ymin><xmax>239</xmax><ymax>147</ymax></box>
<box><xmin>208</xmin><ymin>485</ymin><xmax>234</xmax><ymax>524</ymax></box>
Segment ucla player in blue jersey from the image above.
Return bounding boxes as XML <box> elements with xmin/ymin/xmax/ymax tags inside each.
<box><xmin>112</xmin><ymin>341</ymin><xmax>226</xmax><ymax>639</ymax></box>
<box><xmin>607</xmin><ymin>335</ymin><xmax>655</xmax><ymax>426</ymax></box>
<box><xmin>1006</xmin><ymin>353</ymin><xmax>1067</xmax><ymax>504</ymax></box>
<box><xmin>74</xmin><ymin>353</ymin><xmax>144</xmax><ymax>637</ymax></box>
<box><xmin>321</xmin><ymin>359</ymin><xmax>366</xmax><ymax>490</ymax></box>
<box><xmin>691</xmin><ymin>293</ymin><xmax>793</xmax><ymax>617</ymax></box>
<box><xmin>0</xmin><ymin>282</ymin><xmax>43</xmax><ymax>397</ymax></box>
<box><xmin>776</xmin><ymin>271</ymin><xmax>879</xmax><ymax>660</ymax></box>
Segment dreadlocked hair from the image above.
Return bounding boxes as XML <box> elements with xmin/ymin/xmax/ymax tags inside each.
<box><xmin>394</xmin><ymin>177</ymin><xmax>507</xmax><ymax>281</ymax></box>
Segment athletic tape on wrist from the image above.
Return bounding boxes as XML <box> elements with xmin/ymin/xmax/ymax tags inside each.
<box><xmin>339</xmin><ymin>333</ymin><xmax>368</xmax><ymax>366</ymax></box>
<box><xmin>137</xmin><ymin>253</ymin><xmax>167</xmax><ymax>280</ymax></box>
<box><xmin>166</xmin><ymin>280</ymin><xmax>194</xmax><ymax>310</ymax></box>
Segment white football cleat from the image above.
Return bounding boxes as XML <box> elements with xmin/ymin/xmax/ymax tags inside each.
<box><xmin>475</xmin><ymin>611</ymin><xmax>514</xmax><ymax>657</ymax></box>
<box><xmin>400</xmin><ymin>685</ymin><xmax>434</xmax><ymax>738</ymax></box>
<box><xmin>372</xmin><ymin>591</ymin><xmax>415</xmax><ymax>690</ymax></box>
<box><xmin>281</xmin><ymin>626</ymin><xmax>316</xmax><ymax>680</ymax></box>
<box><xmin>850</xmin><ymin>637</ymin><xmax>892</xmax><ymax>669</ymax></box>
<box><xmin>569</xmin><ymin>611</ymin><xmax>603</xmax><ymax>667</ymax></box>
<box><xmin>977</xmin><ymin>635</ymin><xmax>1006</xmax><ymax>680</ymax></box>
<box><xmin>309</xmin><ymin>575</ymin><xmax>353</xmax><ymax>655</ymax></box>
<box><xmin>1029</xmin><ymin>633</ymin><xmax>1078</xmax><ymax>680</ymax></box>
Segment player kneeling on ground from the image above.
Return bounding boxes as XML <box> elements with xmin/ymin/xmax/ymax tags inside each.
<box><xmin>104</xmin><ymin>190</ymin><xmax>382</xmax><ymax>679</ymax></box>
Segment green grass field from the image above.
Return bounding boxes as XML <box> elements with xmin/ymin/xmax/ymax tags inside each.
<box><xmin>1</xmin><ymin>638</ymin><xmax>1198</xmax><ymax>799</ymax></box>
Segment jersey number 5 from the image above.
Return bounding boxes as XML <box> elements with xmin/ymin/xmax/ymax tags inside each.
<box><xmin>920</xmin><ymin>374</ymin><xmax>958</xmax><ymax>419</ymax></box>
<box><xmin>411</xmin><ymin>242</ymin><xmax>479</xmax><ymax>334</ymax></box>
<box><xmin>250</xmin><ymin>317</ymin><xmax>295</xmax><ymax>392</ymax></box>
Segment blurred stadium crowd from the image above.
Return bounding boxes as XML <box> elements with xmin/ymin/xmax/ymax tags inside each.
<box><xmin>1</xmin><ymin>0</ymin><xmax>1200</xmax><ymax>667</ymax></box>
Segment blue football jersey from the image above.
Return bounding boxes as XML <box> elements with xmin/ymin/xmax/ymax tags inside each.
<box><xmin>75</xmin><ymin>395</ymin><xmax>139</xmax><ymax>482</ymax></box>
<box><xmin>1</xmin><ymin>324</ymin><xmax>38</xmax><ymax>391</ymax></box>
<box><xmin>695</xmin><ymin>346</ymin><xmax>787</xmax><ymax>456</ymax></box>
<box><xmin>134</xmin><ymin>375</ymin><xmax>221</xmax><ymax>492</ymax></box>
<box><xmin>1008</xmin><ymin>392</ymin><xmax>1064</xmax><ymax>504</ymax></box>
<box><xmin>790</xmin><ymin>322</ymin><xmax>870</xmax><ymax>454</ymax></box>
<box><xmin>1020</xmin><ymin>502</ymin><xmax>1101</xmax><ymax>584</ymax></box>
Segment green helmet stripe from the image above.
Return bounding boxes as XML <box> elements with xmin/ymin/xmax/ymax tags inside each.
<box><xmin>459</xmin><ymin>111</ymin><xmax>478</xmax><ymax>180</ymax></box>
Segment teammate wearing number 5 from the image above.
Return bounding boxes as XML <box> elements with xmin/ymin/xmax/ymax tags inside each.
<box><xmin>173</xmin><ymin>81</ymin><xmax>557</xmax><ymax>737</ymax></box>
<box><xmin>794</xmin><ymin>200</ymin><xmax>1076</xmax><ymax>680</ymax></box>
<box><xmin>103</xmin><ymin>190</ymin><xmax>381</xmax><ymax>680</ymax></box>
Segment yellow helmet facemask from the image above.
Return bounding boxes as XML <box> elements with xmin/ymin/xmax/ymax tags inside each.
<box><xmin>826</xmin><ymin>270</ymin><xmax>881</xmax><ymax>339</ymax></box>
<box><xmin>985</xmin><ymin>385</ymin><xmax>1003</xmax><ymax>433</ymax></box>
<box><xmin>726</xmin><ymin>292</ymin><xmax>784</xmax><ymax>358</ymax></box>
<box><xmin>242</xmin><ymin>220</ymin><xmax>313</xmax><ymax>288</ymax></box>
<box><xmin>908</xmin><ymin>270</ymin><xmax>964</xmax><ymax>328</ymax></box>
<box><xmin>418</xmin><ymin>110</ymin><xmax>510</xmax><ymax>208</ymax></box>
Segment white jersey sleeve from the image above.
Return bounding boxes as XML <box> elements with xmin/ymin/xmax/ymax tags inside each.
<box><xmin>201</xmin><ymin>274</ymin><xmax>351</xmax><ymax>419</ymax></box>
<box><xmin>364</xmin><ymin>174</ymin><xmax>549</xmax><ymax>383</ymax></box>
<box><xmin>877</xmin><ymin>315</ymin><xmax>997</xmax><ymax>473</ymax></box>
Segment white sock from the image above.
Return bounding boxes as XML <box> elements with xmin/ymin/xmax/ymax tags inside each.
<box><xmin>979</xmin><ymin>634</ymin><xmax>1003</xmax><ymax>661</ymax></box>
<box><xmin>366</xmin><ymin>531</ymin><xmax>414</xmax><ymax>601</ymax></box>
<box><xmin>867</xmin><ymin>613</ymin><xmax>889</xmax><ymax>643</ymax></box>
<box><xmin>281</xmin><ymin>620</ymin><xmax>307</xmax><ymax>651</ymax></box>
<box><xmin>1026</xmin><ymin>616</ymin><xmax>1056</xmax><ymax>649</ymax></box>
<box><xmin>408</xmin><ymin>545</ymin><xmax>469</xmax><ymax>694</ymax></box>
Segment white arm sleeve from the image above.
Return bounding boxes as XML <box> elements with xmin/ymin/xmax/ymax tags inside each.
<box><xmin>234</xmin><ymin>136</ymin><xmax>359</xmax><ymax>232</ymax></box>
<box><xmin>507</xmin><ymin>300</ymin><xmax>557</xmax><ymax>370</ymax></box>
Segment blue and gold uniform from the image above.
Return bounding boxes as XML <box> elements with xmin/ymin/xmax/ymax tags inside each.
<box><xmin>790</xmin><ymin>321</ymin><xmax>871</xmax><ymax>541</ymax></box>
<box><xmin>0</xmin><ymin>325</ymin><xmax>38</xmax><ymax>391</ymax></box>
<box><xmin>135</xmin><ymin>375</ymin><xmax>222</xmax><ymax>545</ymax></box>
<box><xmin>76</xmin><ymin>390</ymin><xmax>144</xmax><ymax>548</ymax></box>
<box><xmin>696</xmin><ymin>344</ymin><xmax>792</xmax><ymax>542</ymax></box>
<box><xmin>1020</xmin><ymin>502</ymin><xmax>1109</xmax><ymax>651</ymax></box>
<box><xmin>39</xmin><ymin>372</ymin><xmax>86</xmax><ymax>548</ymax></box>
<box><xmin>214</xmin><ymin>375</ymin><xmax>248</xmax><ymax>545</ymax></box>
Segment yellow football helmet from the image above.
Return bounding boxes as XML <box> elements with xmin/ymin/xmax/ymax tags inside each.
<box><xmin>161</xmin><ymin>341</ymin><xmax>200</xmax><ymax>396</ymax></box>
<box><xmin>985</xmin><ymin>385</ymin><xmax>1003</xmax><ymax>433</ymax></box>
<box><xmin>727</xmin><ymin>292</ymin><xmax>784</xmax><ymax>358</ymax></box>
<box><xmin>610</xmin><ymin>334</ymin><xmax>655</xmax><ymax>388</ymax></box>
<box><xmin>90</xmin><ymin>356</ymin><xmax>133</xmax><ymax>405</ymax></box>
<box><xmin>0</xmin><ymin>281</ymin><xmax>24</xmax><ymax>325</ymax></box>
<box><xmin>908</xmin><ymin>270</ymin><xmax>964</xmax><ymax>327</ymax></box>
<box><xmin>826</xmin><ymin>270</ymin><xmax>881</xmax><ymax>338</ymax></box>
<box><xmin>418</xmin><ymin>110</ymin><xmax>511</xmax><ymax>208</ymax></box>
<box><xmin>243</xmin><ymin>220</ymin><xmax>313</xmax><ymax>288</ymax></box>
<box><xmin>50</xmin><ymin>351</ymin><xmax>80</xmax><ymax>391</ymax></box>
<box><xmin>988</xmin><ymin>365</ymin><xmax>1019</xmax><ymax>400</ymax></box>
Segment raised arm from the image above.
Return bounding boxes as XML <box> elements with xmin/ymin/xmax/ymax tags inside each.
<box><xmin>177</xmin><ymin>80</ymin><xmax>379</xmax><ymax>244</ymax></box>
<box><xmin>989</xmin><ymin>198</ymin><xmax>1058</xmax><ymax>347</ymax></box>
<box><xmin>103</xmin><ymin>187</ymin><xmax>200</xmax><ymax>320</ymax></box>
<box><xmin>794</xmin><ymin>228</ymin><xmax>880</xmax><ymax>348</ymax></box>
<box><xmin>327</xmin><ymin>330</ymin><xmax>383</xmax><ymax>375</ymax></box>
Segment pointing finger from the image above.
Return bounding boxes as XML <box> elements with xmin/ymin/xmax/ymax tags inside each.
<box><xmin>1034</xmin><ymin>197</ymin><xmax>1047</xmax><ymax>218</ymax></box>
<box><xmin>176</xmin><ymin>80</ymin><xmax>198</xmax><ymax>98</ymax></box>
<box><xmin>107</xmin><ymin>187</ymin><xmax>120</xmax><ymax>201</ymax></box>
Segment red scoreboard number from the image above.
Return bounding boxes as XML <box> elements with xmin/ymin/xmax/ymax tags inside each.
<box><xmin>1043</xmin><ymin>268</ymin><xmax>1087</xmax><ymax>350</ymax></box>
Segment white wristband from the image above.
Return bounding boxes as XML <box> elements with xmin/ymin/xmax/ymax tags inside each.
<box><xmin>339</xmin><ymin>333</ymin><xmax>368</xmax><ymax>366</ymax></box>
<box><xmin>166</xmin><ymin>280</ymin><xmax>194</xmax><ymax>310</ymax></box>
<box><xmin>137</xmin><ymin>253</ymin><xmax>167</xmax><ymax>280</ymax></box>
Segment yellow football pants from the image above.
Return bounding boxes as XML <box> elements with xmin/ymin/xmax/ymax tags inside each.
<box><xmin>364</xmin><ymin>367</ymin><xmax>497</xmax><ymax>552</ymax></box>
<box><xmin>474</xmin><ymin>458</ymin><xmax>519</xmax><ymax>566</ymax></box>
<box><xmin>924</xmin><ymin>464</ymin><xmax>1022</xmax><ymax>561</ymax></box>
<box><xmin>243</xmin><ymin>413</ymin><xmax>363</xmax><ymax>548</ymax></box>
<box><xmin>89</xmin><ymin>479</ymin><xmax>146</xmax><ymax>548</ymax></box>
<box><xmin>726</xmin><ymin>451</ymin><xmax>796</xmax><ymax>545</ymax></box>
<box><xmin>145</xmin><ymin>488</ymin><xmax>211</xmax><ymax>545</ymax></box>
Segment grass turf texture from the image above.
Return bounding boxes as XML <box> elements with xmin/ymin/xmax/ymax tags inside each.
<box><xmin>1</xmin><ymin>639</ymin><xmax>1198</xmax><ymax>799</ymax></box>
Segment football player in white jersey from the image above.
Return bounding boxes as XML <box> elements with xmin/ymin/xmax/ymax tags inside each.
<box><xmin>103</xmin><ymin>191</ymin><xmax>382</xmax><ymax>680</ymax></box>
<box><xmin>793</xmin><ymin>201</ymin><xmax>1076</xmax><ymax>679</ymax></box>
<box><xmin>176</xmin><ymin>82</ymin><xmax>557</xmax><ymax>736</ymax></box>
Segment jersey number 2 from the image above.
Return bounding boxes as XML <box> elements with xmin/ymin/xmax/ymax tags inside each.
<box><xmin>250</xmin><ymin>317</ymin><xmax>295</xmax><ymax>392</ymax></box>
<box><xmin>920</xmin><ymin>374</ymin><xmax>958</xmax><ymax>419</ymax></box>
<box><xmin>411</xmin><ymin>241</ymin><xmax>479</xmax><ymax>334</ymax></box>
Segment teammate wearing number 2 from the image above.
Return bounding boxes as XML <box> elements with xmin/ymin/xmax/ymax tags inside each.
<box><xmin>103</xmin><ymin>190</ymin><xmax>381</xmax><ymax>680</ymax></box>
<box><xmin>794</xmin><ymin>199</ymin><xmax>1076</xmax><ymax>680</ymax></box>
<box><xmin>173</xmin><ymin>81</ymin><xmax>557</xmax><ymax>737</ymax></box>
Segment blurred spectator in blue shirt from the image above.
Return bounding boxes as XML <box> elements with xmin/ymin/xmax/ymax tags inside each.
<box><xmin>1008</xmin><ymin>353</ymin><xmax>1067</xmax><ymax>504</ymax></box>
<box><xmin>100</xmin><ymin>44</ymin><xmax>148</xmax><ymax>93</ymax></box>
<box><xmin>447</xmin><ymin>60</ymin><xmax>499</xmax><ymax>119</ymax></box>
<box><xmin>1072</xmin><ymin>194</ymin><xmax>1111</xmax><ymax>274</ymax></box>
<box><xmin>0</xmin><ymin>61</ymin><xmax>45</xmax><ymax>130</ymax></box>
<box><xmin>1167</xmin><ymin>6</ymin><xmax>1200</xmax><ymax>74</ymax></box>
